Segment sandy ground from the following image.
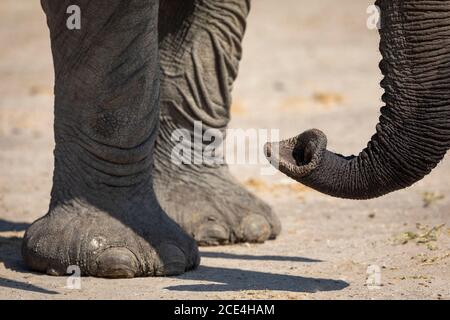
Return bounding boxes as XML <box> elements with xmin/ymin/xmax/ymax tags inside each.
<box><xmin>0</xmin><ymin>0</ymin><xmax>449</xmax><ymax>300</ymax></box>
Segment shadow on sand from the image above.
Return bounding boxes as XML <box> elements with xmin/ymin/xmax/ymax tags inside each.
<box><xmin>201</xmin><ymin>251</ymin><xmax>322</xmax><ymax>263</ymax></box>
<box><xmin>167</xmin><ymin>252</ymin><xmax>347</xmax><ymax>293</ymax></box>
<box><xmin>0</xmin><ymin>218</ymin><xmax>30</xmax><ymax>274</ymax></box>
<box><xmin>167</xmin><ymin>265</ymin><xmax>348</xmax><ymax>293</ymax></box>
<box><xmin>0</xmin><ymin>277</ymin><xmax>58</xmax><ymax>295</ymax></box>
<box><xmin>0</xmin><ymin>219</ymin><xmax>58</xmax><ymax>295</ymax></box>
<box><xmin>0</xmin><ymin>219</ymin><xmax>30</xmax><ymax>232</ymax></box>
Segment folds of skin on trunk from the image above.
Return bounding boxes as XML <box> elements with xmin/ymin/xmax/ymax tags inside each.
<box><xmin>265</xmin><ymin>0</ymin><xmax>450</xmax><ymax>200</ymax></box>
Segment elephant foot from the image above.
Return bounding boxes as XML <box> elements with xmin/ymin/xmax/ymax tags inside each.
<box><xmin>154</xmin><ymin>162</ymin><xmax>281</xmax><ymax>246</ymax></box>
<box><xmin>22</xmin><ymin>197</ymin><xmax>200</xmax><ymax>278</ymax></box>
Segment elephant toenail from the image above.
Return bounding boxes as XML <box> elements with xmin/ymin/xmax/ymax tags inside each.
<box><xmin>194</xmin><ymin>223</ymin><xmax>229</xmax><ymax>245</ymax></box>
<box><xmin>156</xmin><ymin>244</ymin><xmax>187</xmax><ymax>276</ymax></box>
<box><xmin>95</xmin><ymin>248</ymin><xmax>139</xmax><ymax>278</ymax></box>
<box><xmin>241</xmin><ymin>214</ymin><xmax>271</xmax><ymax>243</ymax></box>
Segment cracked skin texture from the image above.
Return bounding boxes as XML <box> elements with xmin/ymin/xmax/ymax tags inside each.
<box><xmin>155</xmin><ymin>0</ymin><xmax>281</xmax><ymax>245</ymax></box>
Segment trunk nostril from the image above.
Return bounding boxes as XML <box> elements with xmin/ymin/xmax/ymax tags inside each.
<box><xmin>290</xmin><ymin>129</ymin><xmax>327</xmax><ymax>167</ymax></box>
<box><xmin>293</xmin><ymin>140</ymin><xmax>315</xmax><ymax>166</ymax></box>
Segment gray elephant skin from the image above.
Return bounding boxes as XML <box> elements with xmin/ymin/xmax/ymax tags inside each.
<box><xmin>21</xmin><ymin>0</ymin><xmax>450</xmax><ymax>278</ymax></box>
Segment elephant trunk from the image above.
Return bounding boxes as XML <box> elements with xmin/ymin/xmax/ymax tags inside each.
<box><xmin>265</xmin><ymin>0</ymin><xmax>450</xmax><ymax>200</ymax></box>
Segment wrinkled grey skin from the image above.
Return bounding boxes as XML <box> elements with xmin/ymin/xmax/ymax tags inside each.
<box><xmin>266</xmin><ymin>0</ymin><xmax>450</xmax><ymax>200</ymax></box>
<box><xmin>22</xmin><ymin>0</ymin><xmax>450</xmax><ymax>279</ymax></box>
<box><xmin>155</xmin><ymin>0</ymin><xmax>280</xmax><ymax>246</ymax></box>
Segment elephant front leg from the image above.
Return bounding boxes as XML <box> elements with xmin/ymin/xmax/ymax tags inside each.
<box><xmin>22</xmin><ymin>0</ymin><xmax>199</xmax><ymax>278</ymax></box>
<box><xmin>154</xmin><ymin>0</ymin><xmax>281</xmax><ymax>246</ymax></box>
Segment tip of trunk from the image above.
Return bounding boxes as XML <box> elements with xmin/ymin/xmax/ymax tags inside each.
<box><xmin>264</xmin><ymin>129</ymin><xmax>328</xmax><ymax>180</ymax></box>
